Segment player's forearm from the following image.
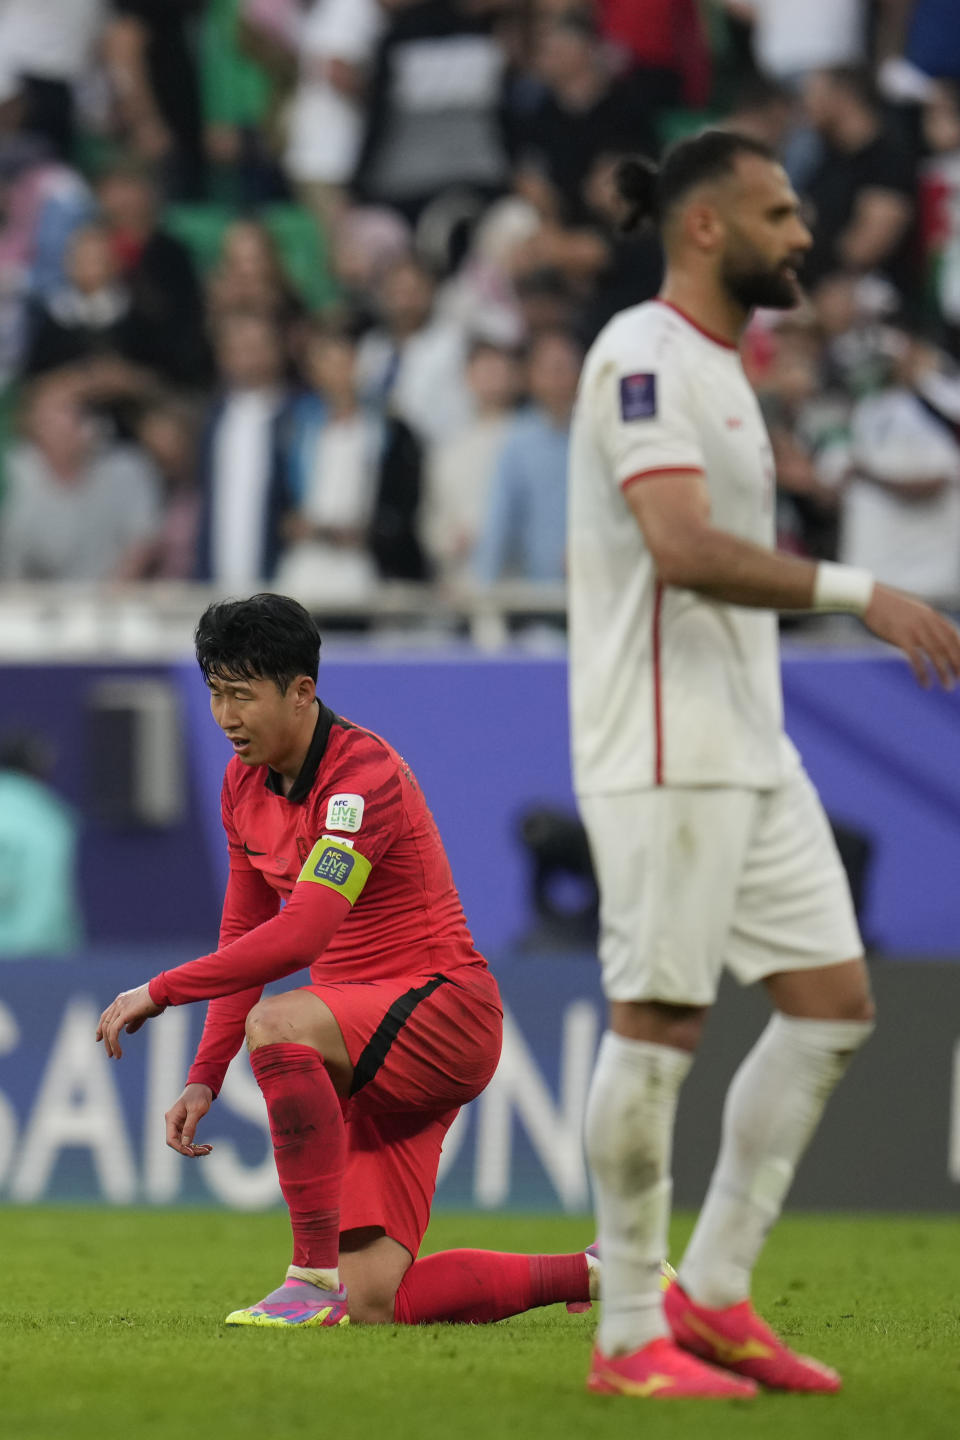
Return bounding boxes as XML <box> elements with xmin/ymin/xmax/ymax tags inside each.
<box><xmin>187</xmin><ymin>986</ymin><xmax>264</xmax><ymax>1097</ymax></box>
<box><xmin>655</xmin><ymin>525</ymin><xmax>818</xmax><ymax>608</ymax></box>
<box><xmin>656</xmin><ymin>528</ymin><xmax>874</xmax><ymax>615</ymax></box>
<box><xmin>148</xmin><ymin>892</ymin><xmax>348</xmax><ymax>1007</ymax></box>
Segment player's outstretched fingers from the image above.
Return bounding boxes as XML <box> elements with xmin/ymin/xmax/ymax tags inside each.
<box><xmin>96</xmin><ymin>1004</ymin><xmax>123</xmax><ymax>1058</ymax></box>
<box><xmin>904</xmin><ymin>643</ymin><xmax>931</xmax><ymax>689</ymax></box>
<box><xmin>930</xmin><ymin>613</ymin><xmax>960</xmax><ymax>687</ymax></box>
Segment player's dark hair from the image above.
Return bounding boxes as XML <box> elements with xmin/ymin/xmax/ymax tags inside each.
<box><xmin>615</xmin><ymin>130</ymin><xmax>778</xmax><ymax>234</ymax></box>
<box><xmin>195</xmin><ymin>594</ymin><xmax>321</xmax><ymax>691</ymax></box>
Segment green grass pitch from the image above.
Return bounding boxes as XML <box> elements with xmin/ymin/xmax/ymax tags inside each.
<box><xmin>2</xmin><ymin>1209</ymin><xmax>958</xmax><ymax>1440</ymax></box>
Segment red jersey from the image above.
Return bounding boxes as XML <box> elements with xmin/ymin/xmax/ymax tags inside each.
<box><xmin>148</xmin><ymin>703</ymin><xmax>488</xmax><ymax>1094</ymax></box>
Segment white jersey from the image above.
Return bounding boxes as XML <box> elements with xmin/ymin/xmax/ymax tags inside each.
<box><xmin>568</xmin><ymin>299</ymin><xmax>786</xmax><ymax>795</ymax></box>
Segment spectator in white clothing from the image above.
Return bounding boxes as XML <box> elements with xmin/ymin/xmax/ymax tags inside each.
<box><xmin>195</xmin><ymin>311</ymin><xmax>289</xmax><ymax>584</ymax></box>
<box><xmin>423</xmin><ymin>340</ymin><xmax>522</xmax><ymax>582</ymax></box>
<box><xmin>274</xmin><ymin>322</ymin><xmax>428</xmax><ymax>601</ymax></box>
<box><xmin>721</xmin><ymin>0</ymin><xmax>866</xmax><ymax>86</ymax></box>
<box><xmin>355</xmin><ymin>256</ymin><xmax>472</xmax><ymax>446</ymax></box>
<box><xmin>0</xmin><ymin>376</ymin><xmax>161</xmax><ymax>581</ymax></box>
<box><xmin>285</xmin><ymin>0</ymin><xmax>385</xmax><ymax>232</ymax></box>
<box><xmin>838</xmin><ymin>333</ymin><xmax>960</xmax><ymax>601</ymax></box>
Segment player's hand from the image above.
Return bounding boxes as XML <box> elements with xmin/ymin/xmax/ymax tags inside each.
<box><xmin>165</xmin><ymin>1084</ymin><xmax>214</xmax><ymax>1158</ymax></box>
<box><xmin>863</xmin><ymin>584</ymin><xmax>960</xmax><ymax>690</ymax></box>
<box><xmin>96</xmin><ymin>983</ymin><xmax>163</xmax><ymax>1059</ymax></box>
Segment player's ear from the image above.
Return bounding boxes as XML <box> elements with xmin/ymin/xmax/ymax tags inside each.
<box><xmin>293</xmin><ymin>675</ymin><xmax>317</xmax><ymax>710</ymax></box>
<box><xmin>684</xmin><ymin>199</ymin><xmax>723</xmax><ymax>254</ymax></box>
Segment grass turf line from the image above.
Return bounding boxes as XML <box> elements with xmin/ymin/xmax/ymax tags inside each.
<box><xmin>1</xmin><ymin>1210</ymin><xmax>958</xmax><ymax>1440</ymax></box>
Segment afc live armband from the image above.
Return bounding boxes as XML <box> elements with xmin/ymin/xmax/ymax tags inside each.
<box><xmin>298</xmin><ymin>836</ymin><xmax>372</xmax><ymax>905</ymax></box>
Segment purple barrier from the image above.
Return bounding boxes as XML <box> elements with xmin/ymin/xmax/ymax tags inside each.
<box><xmin>1</xmin><ymin>647</ymin><xmax>959</xmax><ymax>956</ymax></box>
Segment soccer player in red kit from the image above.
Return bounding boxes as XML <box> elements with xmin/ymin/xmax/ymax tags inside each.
<box><xmin>97</xmin><ymin>594</ymin><xmax>594</xmax><ymax>1327</ymax></box>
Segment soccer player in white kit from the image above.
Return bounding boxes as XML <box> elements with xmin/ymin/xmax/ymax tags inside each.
<box><xmin>568</xmin><ymin>130</ymin><xmax>960</xmax><ymax>1400</ymax></box>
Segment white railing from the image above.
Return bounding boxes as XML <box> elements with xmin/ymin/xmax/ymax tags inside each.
<box><xmin>0</xmin><ymin>580</ymin><xmax>570</xmax><ymax>659</ymax></box>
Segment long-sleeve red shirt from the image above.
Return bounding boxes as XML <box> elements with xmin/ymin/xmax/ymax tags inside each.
<box><xmin>148</xmin><ymin>703</ymin><xmax>487</xmax><ymax>1095</ymax></box>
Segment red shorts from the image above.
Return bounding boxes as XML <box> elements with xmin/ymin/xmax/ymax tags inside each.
<box><xmin>302</xmin><ymin>963</ymin><xmax>502</xmax><ymax>1258</ymax></box>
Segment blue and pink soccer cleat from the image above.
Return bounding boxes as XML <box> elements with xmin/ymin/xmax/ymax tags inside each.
<box><xmin>224</xmin><ymin>1277</ymin><xmax>350</xmax><ymax>1328</ymax></box>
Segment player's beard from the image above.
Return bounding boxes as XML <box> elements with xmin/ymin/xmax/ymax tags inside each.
<box><xmin>721</xmin><ymin>244</ymin><xmax>804</xmax><ymax>312</ymax></box>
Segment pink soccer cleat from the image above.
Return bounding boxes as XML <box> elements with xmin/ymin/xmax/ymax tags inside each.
<box><xmin>664</xmin><ymin>1281</ymin><xmax>841</xmax><ymax>1393</ymax></box>
<box><xmin>587</xmin><ymin>1336</ymin><xmax>758</xmax><ymax>1399</ymax></box>
<box><xmin>224</xmin><ymin>1277</ymin><xmax>350</xmax><ymax>1327</ymax></box>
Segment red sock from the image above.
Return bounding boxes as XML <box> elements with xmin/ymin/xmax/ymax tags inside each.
<box><xmin>250</xmin><ymin>1042</ymin><xmax>345</xmax><ymax>1271</ymax></box>
<box><xmin>393</xmin><ymin>1249</ymin><xmax>590</xmax><ymax>1324</ymax></box>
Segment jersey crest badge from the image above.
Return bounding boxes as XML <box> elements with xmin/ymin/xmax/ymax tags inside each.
<box><xmin>325</xmin><ymin>793</ymin><xmax>365</xmax><ymax>832</ymax></box>
<box><xmin>620</xmin><ymin>372</ymin><xmax>657</xmax><ymax>421</ymax></box>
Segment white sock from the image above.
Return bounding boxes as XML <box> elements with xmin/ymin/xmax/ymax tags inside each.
<box><xmin>679</xmin><ymin>1013</ymin><xmax>874</xmax><ymax>1310</ymax></box>
<box><xmin>286</xmin><ymin>1263</ymin><xmax>340</xmax><ymax>1292</ymax></box>
<box><xmin>585</xmin><ymin>1031</ymin><xmax>692</xmax><ymax>1356</ymax></box>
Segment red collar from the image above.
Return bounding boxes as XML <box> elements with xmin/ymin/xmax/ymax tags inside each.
<box><xmin>653</xmin><ymin>298</ymin><xmax>739</xmax><ymax>352</ymax></box>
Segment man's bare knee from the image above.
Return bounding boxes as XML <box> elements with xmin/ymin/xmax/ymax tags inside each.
<box><xmin>765</xmin><ymin>958</ymin><xmax>875</xmax><ymax>1024</ymax></box>
<box><xmin>609</xmin><ymin>998</ymin><xmax>709</xmax><ymax>1054</ymax></box>
<box><xmin>245</xmin><ymin>995</ymin><xmax>310</xmax><ymax>1051</ymax></box>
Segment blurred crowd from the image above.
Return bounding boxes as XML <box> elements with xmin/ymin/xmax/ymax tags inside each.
<box><xmin>1</xmin><ymin>0</ymin><xmax>960</xmax><ymax>608</ymax></box>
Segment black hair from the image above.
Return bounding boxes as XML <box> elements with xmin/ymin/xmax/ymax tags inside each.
<box><xmin>819</xmin><ymin>65</ymin><xmax>881</xmax><ymax>113</ymax></box>
<box><xmin>195</xmin><ymin>594</ymin><xmax>321</xmax><ymax>691</ymax></box>
<box><xmin>731</xmin><ymin>74</ymin><xmax>793</xmax><ymax>114</ymax></box>
<box><xmin>615</xmin><ymin>129</ymin><xmax>778</xmax><ymax>234</ymax></box>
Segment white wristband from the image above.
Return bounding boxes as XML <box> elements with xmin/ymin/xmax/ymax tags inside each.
<box><xmin>812</xmin><ymin>562</ymin><xmax>875</xmax><ymax>615</ymax></box>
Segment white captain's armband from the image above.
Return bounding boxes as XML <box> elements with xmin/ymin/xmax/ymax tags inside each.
<box><xmin>298</xmin><ymin>837</ymin><xmax>371</xmax><ymax>904</ymax></box>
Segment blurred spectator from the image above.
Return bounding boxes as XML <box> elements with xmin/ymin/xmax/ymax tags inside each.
<box><xmin>473</xmin><ymin>327</ymin><xmax>581</xmax><ymax>584</ymax></box>
<box><xmin>919</xmin><ymin>80</ymin><xmax>960</xmax><ymax>353</ymax></box>
<box><xmin>195</xmin><ymin>310</ymin><xmax>289</xmax><ymax>584</ymax></box>
<box><xmin>103</xmin><ymin>1</ymin><xmax>206</xmax><ymax>199</ymax></box>
<box><xmin>812</xmin><ymin>271</ymin><xmax>902</xmax><ymax>398</ymax></box>
<box><xmin>574</xmin><ymin>152</ymin><xmax>664</xmax><ymax>341</ymax></box>
<box><xmin>0</xmin><ymin>76</ymin><xmax>94</xmax><ymax>381</ymax></box>
<box><xmin>757</xmin><ymin>323</ymin><xmax>841</xmax><ymax>559</ymax></box>
<box><xmin>96</xmin><ymin>163</ymin><xmax>210</xmax><ymax>387</ymax></box>
<box><xmin>0</xmin><ymin>0</ymin><xmax>106</xmax><ymax>160</ymax></box>
<box><xmin>199</xmin><ymin>0</ymin><xmax>289</xmax><ymax>207</ymax></box>
<box><xmin>121</xmin><ymin>394</ymin><xmax>201</xmax><ymax>579</ymax></box>
<box><xmin>424</xmin><ymin>339</ymin><xmax>522</xmax><ymax>582</ymax></box>
<box><xmin>355</xmin><ymin>256</ymin><xmax>472</xmax><ymax>446</ymax></box>
<box><xmin>515</xmin><ymin>11</ymin><xmax>657</xmax><ymax>228</ymax></box>
<box><xmin>802</xmin><ymin>67</ymin><xmax>915</xmax><ymax>291</ymax></box>
<box><xmin>723</xmin><ymin>73</ymin><xmax>796</xmax><ymax>154</ymax></box>
<box><xmin>597</xmin><ymin>0</ymin><xmax>712</xmax><ymax>109</ymax></box>
<box><xmin>285</xmin><ymin>0</ymin><xmax>385</xmax><ymax>231</ymax></box>
<box><xmin>0</xmin><ymin>378</ymin><xmax>162</xmax><ymax>581</ymax></box>
<box><xmin>721</xmin><ymin>1</ymin><xmax>867</xmax><ymax>85</ymax></box>
<box><xmin>838</xmin><ymin>332</ymin><xmax>960</xmax><ymax>600</ymax></box>
<box><xmin>21</xmin><ymin>222</ymin><xmax>173</xmax><ymax>392</ymax></box>
<box><xmin>353</xmin><ymin>0</ymin><xmax>513</xmax><ymax>224</ymax></box>
<box><xmin>275</xmin><ymin>323</ymin><xmax>427</xmax><ymax>600</ymax></box>
<box><xmin>0</xmin><ymin>732</ymin><xmax>82</xmax><ymax>958</ymax></box>
<box><xmin>328</xmin><ymin>204</ymin><xmax>412</xmax><ymax>330</ymax></box>
<box><xmin>206</xmin><ymin>218</ymin><xmax>305</xmax><ymax>335</ymax></box>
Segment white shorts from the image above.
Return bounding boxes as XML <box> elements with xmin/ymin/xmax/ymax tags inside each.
<box><xmin>578</xmin><ymin>759</ymin><xmax>863</xmax><ymax>1006</ymax></box>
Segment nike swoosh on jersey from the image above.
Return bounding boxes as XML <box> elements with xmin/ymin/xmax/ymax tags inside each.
<box><xmin>243</xmin><ymin>842</ymin><xmax>267</xmax><ymax>856</ymax></box>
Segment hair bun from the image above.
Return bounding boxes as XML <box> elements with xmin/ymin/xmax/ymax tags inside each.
<box><xmin>615</xmin><ymin>156</ymin><xmax>658</xmax><ymax>233</ymax></box>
